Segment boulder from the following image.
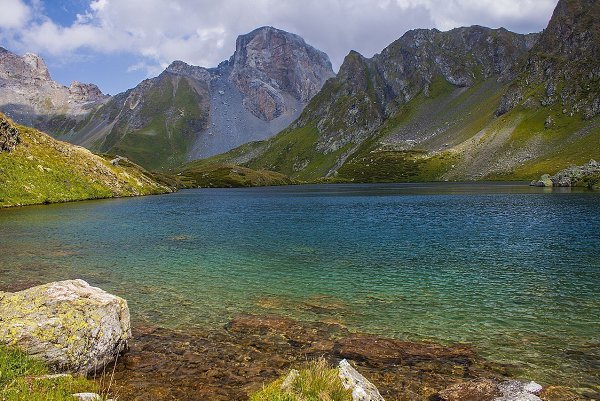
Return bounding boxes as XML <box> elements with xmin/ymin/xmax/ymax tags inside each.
<box><xmin>0</xmin><ymin>279</ymin><xmax>131</xmax><ymax>375</ymax></box>
<box><xmin>338</xmin><ymin>359</ymin><xmax>385</xmax><ymax>401</ymax></box>
<box><xmin>530</xmin><ymin>174</ymin><xmax>553</xmax><ymax>187</ymax></box>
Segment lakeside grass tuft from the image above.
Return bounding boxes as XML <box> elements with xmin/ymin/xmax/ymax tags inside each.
<box><xmin>250</xmin><ymin>359</ymin><xmax>351</xmax><ymax>401</ymax></box>
<box><xmin>0</xmin><ymin>345</ymin><xmax>98</xmax><ymax>401</ymax></box>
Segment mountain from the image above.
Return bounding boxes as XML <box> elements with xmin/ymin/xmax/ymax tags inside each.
<box><xmin>0</xmin><ymin>47</ymin><xmax>108</xmax><ymax>134</ymax></box>
<box><xmin>0</xmin><ymin>27</ymin><xmax>335</xmax><ymax>171</ymax></box>
<box><xmin>204</xmin><ymin>0</ymin><xmax>599</xmax><ymax>183</ymax></box>
<box><xmin>0</xmin><ymin>113</ymin><xmax>176</xmax><ymax>207</ymax></box>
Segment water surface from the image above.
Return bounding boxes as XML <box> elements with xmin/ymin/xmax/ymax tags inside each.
<box><xmin>1</xmin><ymin>183</ymin><xmax>598</xmax><ymax>392</ymax></box>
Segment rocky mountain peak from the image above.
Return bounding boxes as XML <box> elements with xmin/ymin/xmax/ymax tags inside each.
<box><xmin>230</xmin><ymin>26</ymin><xmax>335</xmax><ymax>121</ymax></box>
<box><xmin>497</xmin><ymin>0</ymin><xmax>600</xmax><ymax>118</ymax></box>
<box><xmin>68</xmin><ymin>81</ymin><xmax>106</xmax><ymax>102</ymax></box>
<box><xmin>165</xmin><ymin>60</ymin><xmax>211</xmax><ymax>82</ymax></box>
<box><xmin>0</xmin><ymin>48</ymin><xmax>51</xmax><ymax>83</ymax></box>
<box><xmin>21</xmin><ymin>53</ymin><xmax>51</xmax><ymax>81</ymax></box>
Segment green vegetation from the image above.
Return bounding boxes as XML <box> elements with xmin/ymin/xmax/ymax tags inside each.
<box><xmin>102</xmin><ymin>75</ymin><xmax>208</xmax><ymax>171</ymax></box>
<box><xmin>180</xmin><ymin>162</ymin><xmax>293</xmax><ymax>187</ymax></box>
<box><xmin>0</xmin><ymin>114</ymin><xmax>174</xmax><ymax>207</ymax></box>
<box><xmin>0</xmin><ymin>346</ymin><xmax>98</xmax><ymax>401</ymax></box>
<box><xmin>337</xmin><ymin>150</ymin><xmax>457</xmax><ymax>182</ymax></box>
<box><xmin>250</xmin><ymin>359</ymin><xmax>351</xmax><ymax>401</ymax></box>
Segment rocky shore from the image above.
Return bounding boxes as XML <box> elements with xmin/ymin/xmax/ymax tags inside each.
<box><xmin>0</xmin><ymin>281</ymin><xmax>591</xmax><ymax>400</ymax></box>
<box><xmin>531</xmin><ymin>160</ymin><xmax>600</xmax><ymax>189</ymax></box>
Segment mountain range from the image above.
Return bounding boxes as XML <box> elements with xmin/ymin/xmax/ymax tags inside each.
<box><xmin>0</xmin><ymin>0</ymin><xmax>598</xmax><ymax>183</ymax></box>
<box><xmin>0</xmin><ymin>27</ymin><xmax>334</xmax><ymax>170</ymax></box>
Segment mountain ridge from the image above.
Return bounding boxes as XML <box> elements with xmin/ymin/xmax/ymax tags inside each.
<box><xmin>195</xmin><ymin>0</ymin><xmax>599</xmax><ymax>184</ymax></box>
<box><xmin>0</xmin><ymin>26</ymin><xmax>335</xmax><ymax>170</ymax></box>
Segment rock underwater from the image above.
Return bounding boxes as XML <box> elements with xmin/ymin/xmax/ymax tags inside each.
<box><xmin>0</xmin><ymin>279</ymin><xmax>131</xmax><ymax>375</ymax></box>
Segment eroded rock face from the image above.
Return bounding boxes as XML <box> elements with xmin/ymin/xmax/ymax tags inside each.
<box><xmin>230</xmin><ymin>26</ymin><xmax>335</xmax><ymax>121</ymax></box>
<box><xmin>497</xmin><ymin>0</ymin><xmax>600</xmax><ymax>118</ymax></box>
<box><xmin>0</xmin><ymin>114</ymin><xmax>20</xmax><ymax>153</ymax></box>
<box><xmin>0</xmin><ymin>279</ymin><xmax>131</xmax><ymax>375</ymax></box>
<box><xmin>0</xmin><ymin>47</ymin><xmax>108</xmax><ymax>133</ymax></box>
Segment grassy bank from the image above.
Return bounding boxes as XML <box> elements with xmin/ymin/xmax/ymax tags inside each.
<box><xmin>0</xmin><ymin>346</ymin><xmax>99</xmax><ymax>401</ymax></box>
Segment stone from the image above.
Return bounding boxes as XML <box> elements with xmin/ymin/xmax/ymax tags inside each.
<box><xmin>280</xmin><ymin>368</ymin><xmax>299</xmax><ymax>391</ymax></box>
<box><xmin>338</xmin><ymin>359</ymin><xmax>385</xmax><ymax>401</ymax></box>
<box><xmin>531</xmin><ymin>174</ymin><xmax>554</xmax><ymax>187</ymax></box>
<box><xmin>72</xmin><ymin>393</ymin><xmax>103</xmax><ymax>401</ymax></box>
<box><xmin>494</xmin><ymin>380</ymin><xmax>543</xmax><ymax>401</ymax></box>
<box><xmin>438</xmin><ymin>379</ymin><xmax>543</xmax><ymax>401</ymax></box>
<box><xmin>0</xmin><ymin>279</ymin><xmax>131</xmax><ymax>375</ymax></box>
<box><xmin>438</xmin><ymin>379</ymin><xmax>500</xmax><ymax>401</ymax></box>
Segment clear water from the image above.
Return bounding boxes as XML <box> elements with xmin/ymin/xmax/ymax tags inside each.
<box><xmin>1</xmin><ymin>183</ymin><xmax>599</xmax><ymax>392</ymax></box>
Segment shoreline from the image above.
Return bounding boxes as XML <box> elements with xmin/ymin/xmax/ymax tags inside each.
<box><xmin>3</xmin><ymin>179</ymin><xmax>597</xmax><ymax>210</ymax></box>
<box><xmin>105</xmin><ymin>315</ymin><xmax>589</xmax><ymax>401</ymax></box>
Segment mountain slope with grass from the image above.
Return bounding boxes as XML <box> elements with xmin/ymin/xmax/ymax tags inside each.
<box><xmin>205</xmin><ymin>0</ymin><xmax>599</xmax><ymax>183</ymax></box>
<box><xmin>0</xmin><ymin>113</ymin><xmax>175</xmax><ymax>207</ymax></box>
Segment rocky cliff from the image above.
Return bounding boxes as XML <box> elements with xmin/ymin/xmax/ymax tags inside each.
<box><xmin>210</xmin><ymin>0</ymin><xmax>599</xmax><ymax>183</ymax></box>
<box><xmin>498</xmin><ymin>0</ymin><xmax>600</xmax><ymax>119</ymax></box>
<box><xmin>0</xmin><ymin>27</ymin><xmax>334</xmax><ymax>171</ymax></box>
<box><xmin>0</xmin><ymin>47</ymin><xmax>108</xmax><ymax>134</ymax></box>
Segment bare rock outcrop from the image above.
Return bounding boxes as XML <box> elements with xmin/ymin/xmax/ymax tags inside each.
<box><xmin>0</xmin><ymin>114</ymin><xmax>20</xmax><ymax>152</ymax></box>
<box><xmin>0</xmin><ymin>279</ymin><xmax>131</xmax><ymax>374</ymax></box>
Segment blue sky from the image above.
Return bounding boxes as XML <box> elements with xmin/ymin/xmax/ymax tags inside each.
<box><xmin>0</xmin><ymin>0</ymin><xmax>558</xmax><ymax>95</ymax></box>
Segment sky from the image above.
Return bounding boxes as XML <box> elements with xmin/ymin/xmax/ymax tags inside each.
<box><xmin>0</xmin><ymin>0</ymin><xmax>558</xmax><ymax>95</ymax></box>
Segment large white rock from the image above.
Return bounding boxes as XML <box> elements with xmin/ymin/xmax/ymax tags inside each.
<box><xmin>0</xmin><ymin>279</ymin><xmax>131</xmax><ymax>374</ymax></box>
<box><xmin>338</xmin><ymin>359</ymin><xmax>385</xmax><ymax>401</ymax></box>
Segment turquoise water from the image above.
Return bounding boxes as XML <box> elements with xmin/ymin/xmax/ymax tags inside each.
<box><xmin>0</xmin><ymin>183</ymin><xmax>599</xmax><ymax>392</ymax></box>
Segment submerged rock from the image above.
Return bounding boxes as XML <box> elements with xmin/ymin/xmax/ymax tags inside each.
<box><xmin>0</xmin><ymin>279</ymin><xmax>131</xmax><ymax>374</ymax></box>
<box><xmin>338</xmin><ymin>359</ymin><xmax>385</xmax><ymax>401</ymax></box>
<box><xmin>437</xmin><ymin>378</ymin><xmax>543</xmax><ymax>401</ymax></box>
<box><xmin>438</xmin><ymin>378</ymin><xmax>500</xmax><ymax>401</ymax></box>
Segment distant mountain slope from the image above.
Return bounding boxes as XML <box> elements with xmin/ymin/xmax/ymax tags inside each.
<box><xmin>0</xmin><ymin>27</ymin><xmax>335</xmax><ymax>171</ymax></box>
<box><xmin>0</xmin><ymin>113</ymin><xmax>174</xmax><ymax>207</ymax></box>
<box><xmin>0</xmin><ymin>48</ymin><xmax>108</xmax><ymax>135</ymax></box>
<box><xmin>209</xmin><ymin>0</ymin><xmax>599</xmax><ymax>183</ymax></box>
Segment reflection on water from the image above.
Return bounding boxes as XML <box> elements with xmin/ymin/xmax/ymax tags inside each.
<box><xmin>0</xmin><ymin>183</ymin><xmax>599</xmax><ymax>392</ymax></box>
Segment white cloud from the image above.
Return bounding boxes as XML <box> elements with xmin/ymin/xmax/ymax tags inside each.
<box><xmin>0</xmin><ymin>0</ymin><xmax>30</xmax><ymax>29</ymax></box>
<box><xmin>0</xmin><ymin>0</ymin><xmax>558</xmax><ymax>79</ymax></box>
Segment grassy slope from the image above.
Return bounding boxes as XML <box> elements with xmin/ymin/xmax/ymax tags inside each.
<box><xmin>199</xmin><ymin>76</ymin><xmax>599</xmax><ymax>184</ymax></box>
<box><xmin>98</xmin><ymin>75</ymin><xmax>208</xmax><ymax>172</ymax></box>
<box><xmin>179</xmin><ymin>162</ymin><xmax>293</xmax><ymax>188</ymax></box>
<box><xmin>0</xmin><ymin>346</ymin><xmax>98</xmax><ymax>401</ymax></box>
<box><xmin>0</xmin><ymin>115</ymin><xmax>175</xmax><ymax>207</ymax></box>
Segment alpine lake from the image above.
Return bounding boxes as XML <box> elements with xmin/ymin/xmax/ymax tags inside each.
<box><xmin>1</xmin><ymin>183</ymin><xmax>598</xmax><ymax>396</ymax></box>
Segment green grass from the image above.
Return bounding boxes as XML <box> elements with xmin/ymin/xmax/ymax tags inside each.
<box><xmin>0</xmin><ymin>346</ymin><xmax>98</xmax><ymax>401</ymax></box>
<box><xmin>0</xmin><ymin>114</ymin><xmax>173</xmax><ymax>207</ymax></box>
<box><xmin>243</xmin><ymin>123</ymin><xmax>353</xmax><ymax>181</ymax></box>
<box><xmin>250</xmin><ymin>359</ymin><xmax>352</xmax><ymax>401</ymax></box>
<box><xmin>102</xmin><ymin>75</ymin><xmax>208</xmax><ymax>171</ymax></box>
<box><xmin>180</xmin><ymin>163</ymin><xmax>293</xmax><ymax>188</ymax></box>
